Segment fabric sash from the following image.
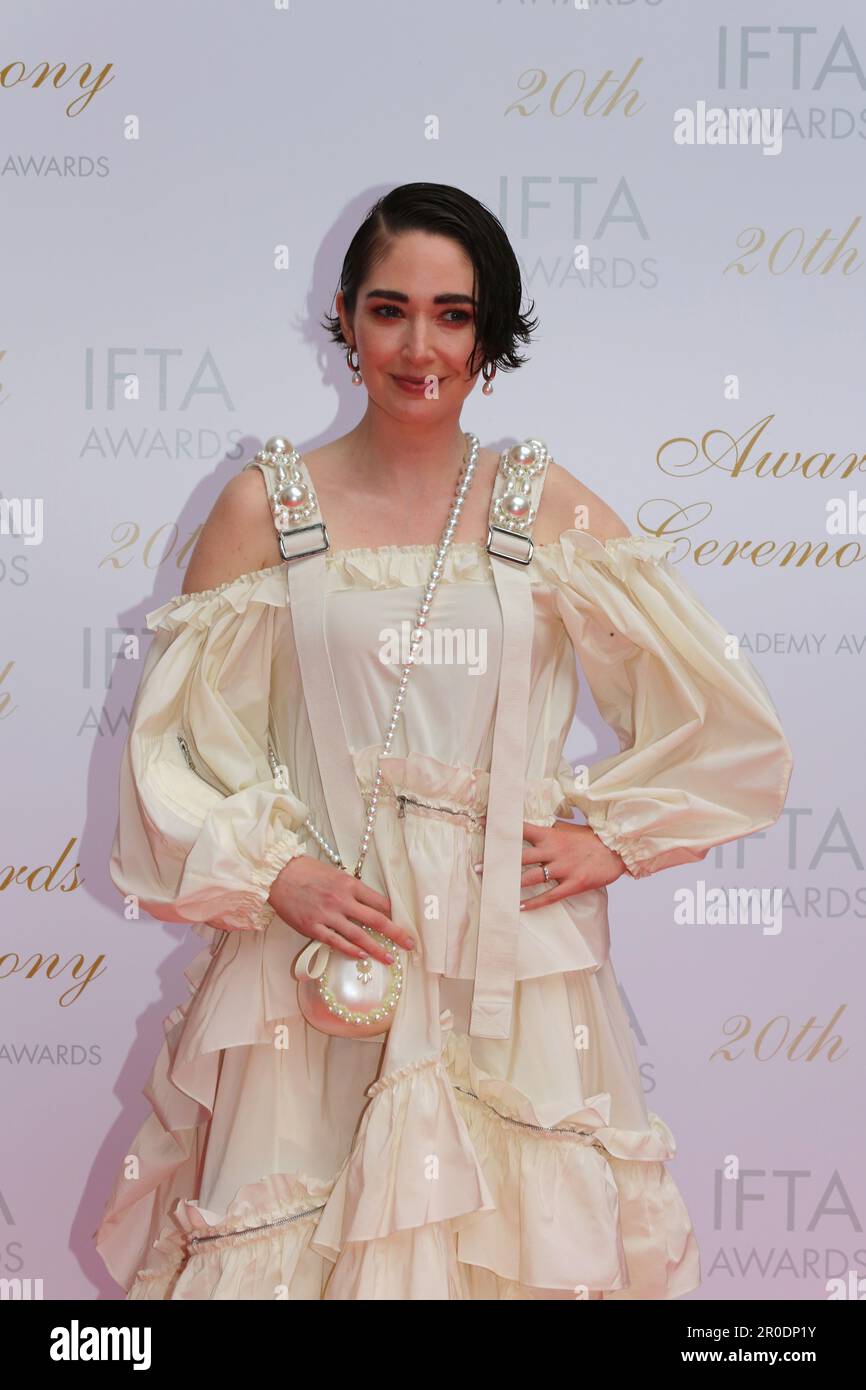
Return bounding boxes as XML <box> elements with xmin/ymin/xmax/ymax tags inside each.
<box><xmin>244</xmin><ymin>455</ymin><xmax>366</xmax><ymax>869</ymax></box>
<box><xmin>471</xmin><ymin>443</ymin><xmax>550</xmax><ymax>1038</ymax></box>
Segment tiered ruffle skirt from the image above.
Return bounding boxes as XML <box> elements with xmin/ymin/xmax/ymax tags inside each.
<box><xmin>94</xmin><ymin>915</ymin><xmax>701</xmax><ymax>1300</ymax></box>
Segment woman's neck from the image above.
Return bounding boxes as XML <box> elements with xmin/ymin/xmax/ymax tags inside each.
<box><xmin>338</xmin><ymin>411</ymin><xmax>472</xmax><ymax>503</ymax></box>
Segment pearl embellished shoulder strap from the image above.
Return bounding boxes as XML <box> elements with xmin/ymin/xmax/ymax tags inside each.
<box><xmin>484</xmin><ymin>436</ymin><xmax>552</xmax><ymax>565</ymax></box>
<box><xmin>244</xmin><ymin>435</ymin><xmax>553</xmax><ymax>1043</ymax></box>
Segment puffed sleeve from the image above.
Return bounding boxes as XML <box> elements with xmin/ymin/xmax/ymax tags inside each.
<box><xmin>542</xmin><ymin>531</ymin><xmax>794</xmax><ymax>879</ymax></box>
<box><xmin>110</xmin><ymin>567</ymin><xmax>312</xmax><ymax>933</ymax></box>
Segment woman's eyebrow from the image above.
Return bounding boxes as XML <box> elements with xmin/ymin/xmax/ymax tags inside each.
<box><xmin>364</xmin><ymin>289</ymin><xmax>476</xmax><ymax>305</ymax></box>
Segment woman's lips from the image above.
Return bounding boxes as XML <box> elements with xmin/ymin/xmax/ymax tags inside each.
<box><xmin>392</xmin><ymin>373</ymin><xmax>438</xmax><ymax>393</ymax></box>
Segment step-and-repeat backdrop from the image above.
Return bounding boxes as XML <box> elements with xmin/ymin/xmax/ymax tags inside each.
<box><xmin>2</xmin><ymin>1</ymin><xmax>862</xmax><ymax>1300</ymax></box>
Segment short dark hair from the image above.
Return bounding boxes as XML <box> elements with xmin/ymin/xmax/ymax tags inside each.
<box><xmin>320</xmin><ymin>182</ymin><xmax>539</xmax><ymax>377</ymax></box>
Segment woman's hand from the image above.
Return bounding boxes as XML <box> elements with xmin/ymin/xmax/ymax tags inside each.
<box><xmin>267</xmin><ymin>855</ymin><xmax>416</xmax><ymax>964</ymax></box>
<box><xmin>475</xmin><ymin>820</ymin><xmax>626</xmax><ymax>910</ymax></box>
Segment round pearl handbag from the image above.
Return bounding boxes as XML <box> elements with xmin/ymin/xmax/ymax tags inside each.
<box><xmin>292</xmin><ymin>931</ymin><xmax>403</xmax><ymax>1040</ymax></box>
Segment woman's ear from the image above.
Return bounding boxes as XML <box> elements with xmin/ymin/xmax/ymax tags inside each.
<box><xmin>335</xmin><ymin>290</ymin><xmax>353</xmax><ymax>346</ymax></box>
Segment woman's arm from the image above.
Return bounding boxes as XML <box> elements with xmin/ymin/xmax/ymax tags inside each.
<box><xmin>533</xmin><ymin>459</ymin><xmax>631</xmax><ymax>547</ymax></box>
<box><xmin>181</xmin><ymin>467</ymin><xmax>283</xmax><ymax>595</ymax></box>
<box><xmin>109</xmin><ymin>471</ymin><xmax>311</xmax><ymax>934</ymax></box>
<box><xmin>526</xmin><ymin>461</ymin><xmax>793</xmax><ymax>891</ymax></box>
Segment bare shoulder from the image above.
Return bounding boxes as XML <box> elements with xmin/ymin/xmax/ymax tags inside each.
<box><xmin>533</xmin><ymin>457</ymin><xmax>631</xmax><ymax>545</ymax></box>
<box><xmin>180</xmin><ymin>466</ymin><xmax>281</xmax><ymax>596</ymax></box>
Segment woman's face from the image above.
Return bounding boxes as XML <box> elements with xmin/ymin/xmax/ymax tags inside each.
<box><xmin>336</xmin><ymin>230</ymin><xmax>486</xmax><ymax>413</ymax></box>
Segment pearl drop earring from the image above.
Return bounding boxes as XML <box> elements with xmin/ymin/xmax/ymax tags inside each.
<box><xmin>347</xmin><ymin>346</ymin><xmax>362</xmax><ymax>386</ymax></box>
<box><xmin>481</xmin><ymin>361</ymin><xmax>496</xmax><ymax>395</ymax></box>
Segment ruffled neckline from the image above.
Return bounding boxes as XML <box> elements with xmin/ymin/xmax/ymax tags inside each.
<box><xmin>144</xmin><ymin>531</ymin><xmax>678</xmax><ymax>631</ymax></box>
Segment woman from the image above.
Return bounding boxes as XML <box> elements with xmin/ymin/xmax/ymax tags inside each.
<box><xmin>94</xmin><ymin>182</ymin><xmax>793</xmax><ymax>1300</ymax></box>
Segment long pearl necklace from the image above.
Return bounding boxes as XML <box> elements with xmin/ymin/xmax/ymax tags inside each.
<box><xmin>302</xmin><ymin>430</ymin><xmax>480</xmax><ymax>879</ymax></box>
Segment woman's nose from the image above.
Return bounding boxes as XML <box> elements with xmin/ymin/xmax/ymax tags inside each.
<box><xmin>403</xmin><ymin>319</ymin><xmax>434</xmax><ymax>359</ymax></box>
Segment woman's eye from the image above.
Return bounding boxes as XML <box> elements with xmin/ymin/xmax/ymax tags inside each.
<box><xmin>370</xmin><ymin>306</ymin><xmax>472</xmax><ymax>324</ymax></box>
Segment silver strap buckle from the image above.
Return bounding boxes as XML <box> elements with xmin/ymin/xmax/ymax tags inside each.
<box><xmin>486</xmin><ymin>524</ymin><xmax>533</xmax><ymax>565</ymax></box>
<box><xmin>279</xmin><ymin>521</ymin><xmax>330</xmax><ymax>562</ymax></box>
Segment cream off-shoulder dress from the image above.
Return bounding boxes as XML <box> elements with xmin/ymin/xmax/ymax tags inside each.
<box><xmin>93</xmin><ymin>434</ymin><xmax>793</xmax><ymax>1301</ymax></box>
